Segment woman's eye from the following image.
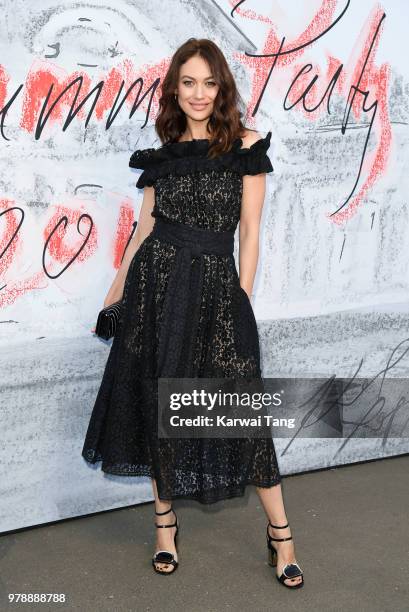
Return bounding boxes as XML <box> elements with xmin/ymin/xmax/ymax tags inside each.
<box><xmin>182</xmin><ymin>81</ymin><xmax>216</xmax><ymax>87</ymax></box>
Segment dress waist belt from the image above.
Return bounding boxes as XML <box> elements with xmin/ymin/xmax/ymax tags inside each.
<box><xmin>150</xmin><ymin>217</ymin><xmax>235</xmax><ymax>377</ymax></box>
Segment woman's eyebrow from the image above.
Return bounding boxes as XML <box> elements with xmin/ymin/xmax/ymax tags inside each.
<box><xmin>180</xmin><ymin>75</ymin><xmax>214</xmax><ymax>79</ymax></box>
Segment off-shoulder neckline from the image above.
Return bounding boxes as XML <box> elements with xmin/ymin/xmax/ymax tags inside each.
<box><xmin>161</xmin><ymin>132</ymin><xmax>271</xmax><ymax>153</ymax></box>
<box><xmin>175</xmin><ymin>138</ymin><xmax>214</xmax><ymax>143</ymax></box>
<box><xmin>172</xmin><ymin>137</ymin><xmax>239</xmax><ymax>144</ymax></box>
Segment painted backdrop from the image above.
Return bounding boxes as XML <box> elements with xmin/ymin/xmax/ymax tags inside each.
<box><xmin>1</xmin><ymin>0</ymin><xmax>408</xmax><ymax>532</ymax></box>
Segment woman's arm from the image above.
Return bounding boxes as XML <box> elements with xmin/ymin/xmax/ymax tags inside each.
<box><xmin>103</xmin><ymin>185</ymin><xmax>155</xmax><ymax>307</ymax></box>
<box><xmin>239</xmin><ymin>132</ymin><xmax>267</xmax><ymax>299</ymax></box>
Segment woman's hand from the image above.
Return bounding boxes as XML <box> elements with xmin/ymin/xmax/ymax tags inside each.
<box><xmin>91</xmin><ymin>287</ymin><xmax>124</xmax><ymax>334</ymax></box>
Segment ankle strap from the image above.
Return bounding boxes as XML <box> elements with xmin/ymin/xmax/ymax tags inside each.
<box><xmin>155</xmin><ymin>507</ymin><xmax>173</xmax><ymax>516</ymax></box>
<box><xmin>155</xmin><ymin>521</ymin><xmax>177</xmax><ymax>528</ymax></box>
<box><xmin>267</xmin><ymin>521</ymin><xmax>292</xmax><ymax>542</ymax></box>
<box><xmin>268</xmin><ymin>534</ymin><xmax>293</xmax><ymax>542</ymax></box>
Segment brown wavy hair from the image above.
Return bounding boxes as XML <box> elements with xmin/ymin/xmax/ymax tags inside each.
<box><xmin>155</xmin><ymin>38</ymin><xmax>247</xmax><ymax>159</ymax></box>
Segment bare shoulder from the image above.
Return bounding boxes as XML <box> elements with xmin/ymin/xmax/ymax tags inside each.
<box><xmin>240</xmin><ymin>128</ymin><xmax>263</xmax><ymax>149</ymax></box>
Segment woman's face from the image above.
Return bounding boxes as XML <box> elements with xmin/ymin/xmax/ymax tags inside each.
<box><xmin>175</xmin><ymin>55</ymin><xmax>220</xmax><ymax>126</ymax></box>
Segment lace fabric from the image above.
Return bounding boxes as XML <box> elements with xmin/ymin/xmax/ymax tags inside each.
<box><xmin>82</xmin><ymin>131</ymin><xmax>281</xmax><ymax>504</ymax></box>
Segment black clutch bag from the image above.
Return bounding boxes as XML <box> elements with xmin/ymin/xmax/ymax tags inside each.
<box><xmin>95</xmin><ymin>299</ymin><xmax>123</xmax><ymax>340</ymax></box>
<box><xmin>94</xmin><ymin>221</ymin><xmax>136</xmax><ymax>340</ymax></box>
<box><xmin>95</xmin><ymin>223</ymin><xmax>136</xmax><ymax>340</ymax></box>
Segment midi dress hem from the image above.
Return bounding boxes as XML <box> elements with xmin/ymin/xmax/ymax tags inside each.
<box><xmin>82</xmin><ymin>455</ymin><xmax>281</xmax><ymax>505</ymax></box>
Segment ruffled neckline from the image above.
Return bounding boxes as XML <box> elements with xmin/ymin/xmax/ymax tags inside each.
<box><xmin>129</xmin><ymin>131</ymin><xmax>273</xmax><ymax>188</ymax></box>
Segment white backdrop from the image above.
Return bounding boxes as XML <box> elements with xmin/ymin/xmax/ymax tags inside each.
<box><xmin>1</xmin><ymin>0</ymin><xmax>408</xmax><ymax>532</ymax></box>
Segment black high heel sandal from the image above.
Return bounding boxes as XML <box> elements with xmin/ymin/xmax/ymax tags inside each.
<box><xmin>266</xmin><ymin>521</ymin><xmax>304</xmax><ymax>589</ymax></box>
<box><xmin>152</xmin><ymin>506</ymin><xmax>179</xmax><ymax>575</ymax></box>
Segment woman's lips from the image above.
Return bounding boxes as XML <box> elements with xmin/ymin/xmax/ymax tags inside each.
<box><xmin>190</xmin><ymin>103</ymin><xmax>207</xmax><ymax>110</ymax></box>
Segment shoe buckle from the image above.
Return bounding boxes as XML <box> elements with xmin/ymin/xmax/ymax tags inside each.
<box><xmin>282</xmin><ymin>563</ymin><xmax>303</xmax><ymax>578</ymax></box>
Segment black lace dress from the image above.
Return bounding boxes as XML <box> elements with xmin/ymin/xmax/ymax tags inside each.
<box><xmin>81</xmin><ymin>131</ymin><xmax>282</xmax><ymax>504</ymax></box>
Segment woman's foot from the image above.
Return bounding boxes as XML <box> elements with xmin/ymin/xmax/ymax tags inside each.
<box><xmin>267</xmin><ymin>523</ymin><xmax>303</xmax><ymax>587</ymax></box>
<box><xmin>153</xmin><ymin>508</ymin><xmax>179</xmax><ymax>574</ymax></box>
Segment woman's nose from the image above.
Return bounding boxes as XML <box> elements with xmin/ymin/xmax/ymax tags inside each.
<box><xmin>193</xmin><ymin>86</ymin><xmax>205</xmax><ymax>98</ymax></box>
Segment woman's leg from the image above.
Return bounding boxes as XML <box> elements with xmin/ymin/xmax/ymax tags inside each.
<box><xmin>151</xmin><ymin>478</ymin><xmax>178</xmax><ymax>573</ymax></box>
<box><xmin>256</xmin><ymin>483</ymin><xmax>303</xmax><ymax>586</ymax></box>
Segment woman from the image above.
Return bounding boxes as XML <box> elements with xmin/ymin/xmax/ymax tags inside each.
<box><xmin>82</xmin><ymin>38</ymin><xmax>304</xmax><ymax>588</ymax></box>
